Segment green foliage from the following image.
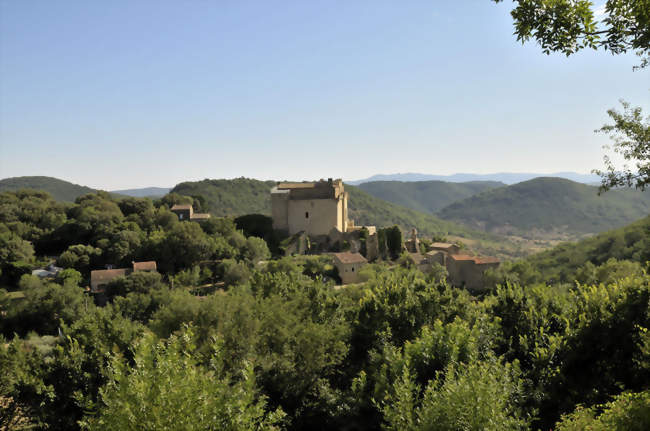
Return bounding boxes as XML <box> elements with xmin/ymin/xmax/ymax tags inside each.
<box><xmin>171</xmin><ymin>178</ymin><xmax>276</xmax><ymax>216</ymax></box>
<box><xmin>81</xmin><ymin>328</ymin><xmax>284</xmax><ymax>431</ymax></box>
<box><xmin>57</xmin><ymin>244</ymin><xmax>102</xmax><ymax>272</ymax></box>
<box><xmin>359</xmin><ymin>180</ymin><xmax>503</xmax><ymax>213</ymax></box>
<box><xmin>0</xmin><ymin>176</ymin><xmax>97</xmax><ymax>202</ymax></box>
<box><xmin>524</xmin><ymin>215</ymin><xmax>650</xmax><ymax>283</ymax></box>
<box><xmin>382</xmin><ymin>358</ymin><xmax>527</xmax><ymax>431</ymax></box>
<box><xmin>556</xmin><ymin>390</ymin><xmax>650</xmax><ymax>431</ymax></box>
<box><xmin>1</xmin><ymin>275</ymin><xmax>86</xmax><ymax>337</ymax></box>
<box><xmin>105</xmin><ymin>271</ymin><xmax>166</xmax><ymax>298</ymax></box>
<box><xmin>0</xmin><ymin>228</ymin><xmax>35</xmax><ymax>285</ymax></box>
<box><xmin>438</xmin><ymin>177</ymin><xmax>650</xmax><ymax>236</ymax></box>
<box><xmin>493</xmin><ymin>0</ymin><xmax>650</xmax><ymax>68</ymax></box>
<box><xmin>594</xmin><ymin>101</ymin><xmax>650</xmax><ymax>192</ymax></box>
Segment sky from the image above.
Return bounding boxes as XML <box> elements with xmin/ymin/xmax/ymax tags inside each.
<box><xmin>0</xmin><ymin>0</ymin><xmax>648</xmax><ymax>190</ymax></box>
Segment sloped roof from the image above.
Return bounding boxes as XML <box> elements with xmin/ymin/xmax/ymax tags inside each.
<box><xmin>171</xmin><ymin>204</ymin><xmax>192</xmax><ymax>210</ymax></box>
<box><xmin>190</xmin><ymin>213</ymin><xmax>211</xmax><ymax>220</ymax></box>
<box><xmin>430</xmin><ymin>242</ymin><xmax>458</xmax><ymax>249</ymax></box>
<box><xmin>132</xmin><ymin>261</ymin><xmax>157</xmax><ymax>271</ymax></box>
<box><xmin>90</xmin><ymin>268</ymin><xmax>128</xmax><ymax>284</ymax></box>
<box><xmin>332</xmin><ymin>252</ymin><xmax>368</xmax><ymax>264</ymax></box>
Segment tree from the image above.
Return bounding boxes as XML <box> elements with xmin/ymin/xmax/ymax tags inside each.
<box><xmin>593</xmin><ymin>101</ymin><xmax>650</xmax><ymax>192</ymax></box>
<box><xmin>493</xmin><ymin>1</ymin><xmax>650</xmax><ymax>192</ymax></box>
<box><xmin>492</xmin><ymin>0</ymin><xmax>650</xmax><ymax>68</ymax></box>
<box><xmin>381</xmin><ymin>358</ymin><xmax>527</xmax><ymax>431</ymax></box>
<box><xmin>81</xmin><ymin>328</ymin><xmax>285</xmax><ymax>431</ymax></box>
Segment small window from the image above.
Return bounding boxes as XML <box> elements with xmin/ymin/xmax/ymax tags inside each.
<box><xmin>305</xmin><ymin>212</ymin><xmax>309</xmax><ymax>219</ymax></box>
<box><xmin>351</xmin><ymin>267</ymin><xmax>355</xmax><ymax>272</ymax></box>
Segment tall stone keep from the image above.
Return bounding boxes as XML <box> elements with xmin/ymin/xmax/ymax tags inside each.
<box><xmin>271</xmin><ymin>178</ymin><xmax>349</xmax><ymax>236</ymax></box>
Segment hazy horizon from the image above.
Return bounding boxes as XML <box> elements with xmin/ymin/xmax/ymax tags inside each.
<box><xmin>1</xmin><ymin>1</ymin><xmax>648</xmax><ymax>189</ymax></box>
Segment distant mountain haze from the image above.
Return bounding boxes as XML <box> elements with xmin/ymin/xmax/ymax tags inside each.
<box><xmin>110</xmin><ymin>187</ymin><xmax>171</xmax><ymax>198</ymax></box>
<box><xmin>348</xmin><ymin>172</ymin><xmax>601</xmax><ymax>185</ymax></box>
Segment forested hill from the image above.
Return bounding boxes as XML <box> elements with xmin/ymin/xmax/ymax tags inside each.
<box><xmin>437</xmin><ymin>177</ymin><xmax>650</xmax><ymax>237</ymax></box>
<box><xmin>0</xmin><ymin>176</ymin><xmax>97</xmax><ymax>202</ymax></box>
<box><xmin>358</xmin><ymin>180</ymin><xmax>504</xmax><ymax>213</ymax></box>
<box><xmin>525</xmin><ymin>214</ymin><xmax>650</xmax><ymax>283</ymax></box>
<box><xmin>170</xmin><ymin>178</ymin><xmax>520</xmax><ymax>258</ymax></box>
<box><xmin>171</xmin><ymin>178</ymin><xmax>277</xmax><ymax>216</ymax></box>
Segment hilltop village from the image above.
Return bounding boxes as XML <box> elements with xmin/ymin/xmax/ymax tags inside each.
<box><xmin>79</xmin><ymin>178</ymin><xmax>499</xmax><ymax>294</ymax></box>
<box><xmin>271</xmin><ymin>178</ymin><xmax>499</xmax><ymax>288</ymax></box>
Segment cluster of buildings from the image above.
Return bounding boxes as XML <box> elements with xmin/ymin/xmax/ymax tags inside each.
<box><xmin>271</xmin><ymin>178</ymin><xmax>500</xmax><ymax>289</ymax></box>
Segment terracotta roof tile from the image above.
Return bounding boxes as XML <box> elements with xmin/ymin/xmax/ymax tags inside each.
<box><xmin>133</xmin><ymin>261</ymin><xmax>157</xmax><ymax>271</ymax></box>
<box><xmin>90</xmin><ymin>268</ymin><xmax>128</xmax><ymax>284</ymax></box>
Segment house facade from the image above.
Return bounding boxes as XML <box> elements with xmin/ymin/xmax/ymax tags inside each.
<box><xmin>332</xmin><ymin>252</ymin><xmax>368</xmax><ymax>284</ymax></box>
<box><xmin>171</xmin><ymin>204</ymin><xmax>210</xmax><ymax>221</ymax></box>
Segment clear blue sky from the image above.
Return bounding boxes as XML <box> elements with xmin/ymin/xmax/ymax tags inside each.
<box><xmin>1</xmin><ymin>0</ymin><xmax>648</xmax><ymax>189</ymax></box>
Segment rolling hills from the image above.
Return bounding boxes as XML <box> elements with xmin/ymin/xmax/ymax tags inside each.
<box><xmin>437</xmin><ymin>177</ymin><xmax>650</xmax><ymax>238</ymax></box>
<box><xmin>0</xmin><ymin>176</ymin><xmax>97</xmax><ymax>202</ymax></box>
<box><xmin>357</xmin><ymin>180</ymin><xmax>504</xmax><ymax>213</ymax></box>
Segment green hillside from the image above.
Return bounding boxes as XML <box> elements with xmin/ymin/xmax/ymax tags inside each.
<box><xmin>526</xmin><ymin>215</ymin><xmax>650</xmax><ymax>283</ymax></box>
<box><xmin>358</xmin><ymin>180</ymin><xmax>504</xmax><ymax>213</ymax></box>
<box><xmin>438</xmin><ymin>177</ymin><xmax>650</xmax><ymax>237</ymax></box>
<box><xmin>171</xmin><ymin>178</ymin><xmax>277</xmax><ymax>216</ymax></box>
<box><xmin>0</xmin><ymin>176</ymin><xmax>97</xmax><ymax>202</ymax></box>
<box><xmin>169</xmin><ymin>178</ymin><xmax>522</xmax><ymax>258</ymax></box>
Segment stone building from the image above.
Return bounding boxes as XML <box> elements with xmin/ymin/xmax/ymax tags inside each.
<box><xmin>90</xmin><ymin>261</ymin><xmax>158</xmax><ymax>293</ymax></box>
<box><xmin>271</xmin><ymin>178</ymin><xmax>350</xmax><ymax>236</ymax></box>
<box><xmin>446</xmin><ymin>254</ymin><xmax>500</xmax><ymax>290</ymax></box>
<box><xmin>171</xmin><ymin>204</ymin><xmax>210</xmax><ymax>221</ymax></box>
<box><xmin>404</xmin><ymin>228</ymin><xmax>420</xmax><ymax>253</ymax></box>
<box><xmin>429</xmin><ymin>242</ymin><xmax>461</xmax><ymax>255</ymax></box>
<box><xmin>332</xmin><ymin>252</ymin><xmax>368</xmax><ymax>284</ymax></box>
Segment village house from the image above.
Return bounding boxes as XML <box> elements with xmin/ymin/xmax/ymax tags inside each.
<box><xmin>171</xmin><ymin>204</ymin><xmax>210</xmax><ymax>221</ymax></box>
<box><xmin>331</xmin><ymin>252</ymin><xmax>367</xmax><ymax>284</ymax></box>
<box><xmin>446</xmin><ymin>254</ymin><xmax>500</xmax><ymax>290</ymax></box>
<box><xmin>90</xmin><ymin>260</ymin><xmax>158</xmax><ymax>293</ymax></box>
<box><xmin>429</xmin><ymin>242</ymin><xmax>461</xmax><ymax>255</ymax></box>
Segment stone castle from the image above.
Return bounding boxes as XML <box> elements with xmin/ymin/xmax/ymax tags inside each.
<box><xmin>270</xmin><ymin>178</ymin><xmax>499</xmax><ymax>289</ymax></box>
<box><xmin>271</xmin><ymin>178</ymin><xmax>351</xmax><ymax>236</ymax></box>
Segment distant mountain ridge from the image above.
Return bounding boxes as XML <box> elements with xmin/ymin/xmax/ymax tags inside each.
<box><xmin>348</xmin><ymin>172</ymin><xmax>601</xmax><ymax>185</ymax></box>
<box><xmin>358</xmin><ymin>180</ymin><xmax>505</xmax><ymax>214</ymax></box>
<box><xmin>437</xmin><ymin>177</ymin><xmax>650</xmax><ymax>238</ymax></box>
<box><xmin>111</xmin><ymin>187</ymin><xmax>171</xmax><ymax>198</ymax></box>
